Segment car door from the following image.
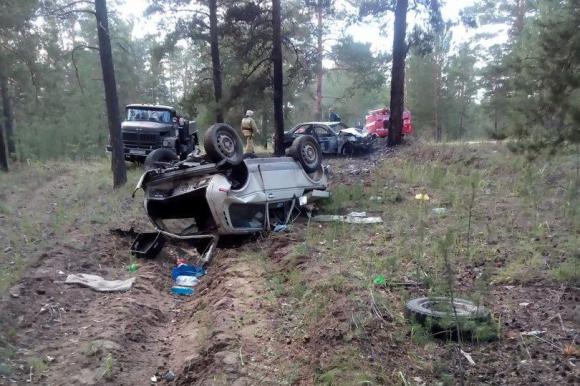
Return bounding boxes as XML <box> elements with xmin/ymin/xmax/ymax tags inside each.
<box><xmin>313</xmin><ymin>125</ymin><xmax>337</xmax><ymax>154</ymax></box>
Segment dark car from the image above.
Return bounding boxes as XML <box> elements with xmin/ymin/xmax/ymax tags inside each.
<box><xmin>275</xmin><ymin>121</ymin><xmax>375</xmax><ymax>156</ymax></box>
<box><xmin>107</xmin><ymin>104</ymin><xmax>199</xmax><ymax>164</ymax></box>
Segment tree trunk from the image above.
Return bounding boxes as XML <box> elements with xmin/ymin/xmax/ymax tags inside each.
<box><xmin>0</xmin><ymin>72</ymin><xmax>15</xmax><ymax>158</ymax></box>
<box><xmin>95</xmin><ymin>0</ymin><xmax>126</xmax><ymax>188</ymax></box>
<box><xmin>209</xmin><ymin>0</ymin><xmax>223</xmax><ymax>123</ymax></box>
<box><xmin>388</xmin><ymin>0</ymin><xmax>408</xmax><ymax>147</ymax></box>
<box><xmin>315</xmin><ymin>1</ymin><xmax>323</xmax><ymax>121</ymax></box>
<box><xmin>272</xmin><ymin>0</ymin><xmax>285</xmax><ymax>156</ymax></box>
<box><xmin>0</xmin><ymin>72</ymin><xmax>8</xmax><ymax>170</ymax></box>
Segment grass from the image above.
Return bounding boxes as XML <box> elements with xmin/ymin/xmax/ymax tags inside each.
<box><xmin>258</xmin><ymin>142</ymin><xmax>578</xmax><ymax>383</ymax></box>
<box><xmin>2</xmin><ymin>142</ymin><xmax>578</xmax><ymax>384</ymax></box>
<box><xmin>0</xmin><ymin>158</ymin><xmax>148</xmax><ymax>295</ymax></box>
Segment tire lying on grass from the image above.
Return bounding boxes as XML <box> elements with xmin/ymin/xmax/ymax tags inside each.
<box><xmin>144</xmin><ymin>148</ymin><xmax>179</xmax><ymax>170</ymax></box>
<box><xmin>204</xmin><ymin>123</ymin><xmax>244</xmax><ymax>166</ymax></box>
<box><xmin>406</xmin><ymin>297</ymin><xmax>496</xmax><ymax>341</ymax></box>
<box><xmin>286</xmin><ymin>135</ymin><xmax>322</xmax><ymax>173</ymax></box>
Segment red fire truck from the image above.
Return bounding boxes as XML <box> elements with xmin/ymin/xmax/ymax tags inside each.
<box><xmin>364</xmin><ymin>107</ymin><xmax>413</xmax><ymax>138</ymax></box>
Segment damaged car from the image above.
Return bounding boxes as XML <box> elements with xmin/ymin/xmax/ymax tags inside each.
<box><xmin>276</xmin><ymin>121</ymin><xmax>375</xmax><ymax>156</ymax></box>
<box><xmin>133</xmin><ymin>123</ymin><xmax>329</xmax><ymax>262</ymax></box>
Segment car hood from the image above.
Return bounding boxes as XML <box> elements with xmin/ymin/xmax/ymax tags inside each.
<box><xmin>122</xmin><ymin>121</ymin><xmax>174</xmax><ymax>131</ymax></box>
<box><xmin>339</xmin><ymin>128</ymin><xmax>369</xmax><ymax>138</ymax></box>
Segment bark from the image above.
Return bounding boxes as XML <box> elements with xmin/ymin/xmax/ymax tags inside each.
<box><xmin>0</xmin><ymin>72</ymin><xmax>15</xmax><ymax>157</ymax></box>
<box><xmin>432</xmin><ymin>56</ymin><xmax>440</xmax><ymax>142</ymax></box>
<box><xmin>272</xmin><ymin>0</ymin><xmax>285</xmax><ymax>156</ymax></box>
<box><xmin>209</xmin><ymin>0</ymin><xmax>223</xmax><ymax>123</ymax></box>
<box><xmin>315</xmin><ymin>1</ymin><xmax>323</xmax><ymax>121</ymax></box>
<box><xmin>0</xmin><ymin>125</ymin><xmax>7</xmax><ymax>171</ymax></box>
<box><xmin>95</xmin><ymin>0</ymin><xmax>126</xmax><ymax>188</ymax></box>
<box><xmin>388</xmin><ymin>0</ymin><xmax>408</xmax><ymax>147</ymax></box>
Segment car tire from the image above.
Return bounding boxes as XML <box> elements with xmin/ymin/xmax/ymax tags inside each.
<box><xmin>405</xmin><ymin>297</ymin><xmax>490</xmax><ymax>324</ymax></box>
<box><xmin>341</xmin><ymin>142</ymin><xmax>354</xmax><ymax>157</ymax></box>
<box><xmin>203</xmin><ymin>123</ymin><xmax>244</xmax><ymax>166</ymax></box>
<box><xmin>287</xmin><ymin>135</ymin><xmax>322</xmax><ymax>173</ymax></box>
<box><xmin>144</xmin><ymin>148</ymin><xmax>179</xmax><ymax>170</ymax></box>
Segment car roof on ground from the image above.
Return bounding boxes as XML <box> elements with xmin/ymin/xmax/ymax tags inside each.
<box><xmin>126</xmin><ymin>104</ymin><xmax>176</xmax><ymax>111</ymax></box>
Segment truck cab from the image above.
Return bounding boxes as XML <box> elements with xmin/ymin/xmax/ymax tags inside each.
<box><xmin>108</xmin><ymin>104</ymin><xmax>198</xmax><ymax>162</ymax></box>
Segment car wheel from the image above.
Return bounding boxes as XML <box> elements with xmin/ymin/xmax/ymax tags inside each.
<box><xmin>341</xmin><ymin>142</ymin><xmax>354</xmax><ymax>157</ymax></box>
<box><xmin>287</xmin><ymin>135</ymin><xmax>321</xmax><ymax>173</ymax></box>
<box><xmin>203</xmin><ymin>123</ymin><xmax>244</xmax><ymax>166</ymax></box>
<box><xmin>406</xmin><ymin>297</ymin><xmax>490</xmax><ymax>324</ymax></box>
<box><xmin>144</xmin><ymin>148</ymin><xmax>179</xmax><ymax>170</ymax></box>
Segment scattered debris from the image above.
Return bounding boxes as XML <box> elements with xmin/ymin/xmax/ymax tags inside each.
<box><xmin>172</xmin><ymin>260</ymin><xmax>205</xmax><ymax>280</ymax></box>
<box><xmin>520</xmin><ymin>330</ymin><xmax>547</xmax><ymax>337</ymax></box>
<box><xmin>64</xmin><ymin>274</ymin><xmax>136</xmax><ymax>292</ymax></box>
<box><xmin>414</xmin><ymin>193</ymin><xmax>430</xmax><ymax>201</ymax></box>
<box><xmin>273</xmin><ymin>224</ymin><xmax>289</xmax><ymax>232</ymax></box>
<box><xmin>171</xmin><ymin>260</ymin><xmax>205</xmax><ymax>296</ymax></box>
<box><xmin>432</xmin><ymin>207</ymin><xmax>447</xmax><ymax>214</ymax></box>
<box><xmin>312</xmin><ymin>212</ymin><xmax>383</xmax><ymax>224</ymax></box>
<box><xmin>171</xmin><ymin>286</ymin><xmax>194</xmax><ymax>296</ymax></box>
<box><xmin>406</xmin><ymin>297</ymin><xmax>490</xmax><ymax>320</ymax></box>
<box><xmin>175</xmin><ymin>276</ymin><xmax>199</xmax><ymax>287</ymax></box>
<box><xmin>150</xmin><ymin>375</ymin><xmax>158</xmax><ymax>383</ymax></box>
<box><xmin>9</xmin><ymin>283</ymin><xmax>24</xmax><ymax>298</ymax></box>
<box><xmin>162</xmin><ymin>370</ymin><xmax>175</xmax><ymax>381</ymax></box>
<box><xmin>460</xmin><ymin>349</ymin><xmax>476</xmax><ymax>366</ymax></box>
<box><xmin>369</xmin><ymin>196</ymin><xmax>383</xmax><ymax>201</ymax></box>
<box><xmin>130</xmin><ymin>232</ymin><xmax>166</xmax><ymax>259</ymax></box>
<box><xmin>127</xmin><ymin>263</ymin><xmax>139</xmax><ymax>272</ymax></box>
<box><xmin>373</xmin><ymin>275</ymin><xmax>386</xmax><ymax>285</ymax></box>
<box><xmin>519</xmin><ymin>302</ymin><xmax>530</xmax><ymax>307</ymax></box>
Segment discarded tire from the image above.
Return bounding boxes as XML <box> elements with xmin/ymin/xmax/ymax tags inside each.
<box><xmin>286</xmin><ymin>135</ymin><xmax>322</xmax><ymax>173</ymax></box>
<box><xmin>144</xmin><ymin>148</ymin><xmax>179</xmax><ymax>170</ymax></box>
<box><xmin>406</xmin><ymin>297</ymin><xmax>489</xmax><ymax>322</ymax></box>
<box><xmin>204</xmin><ymin>123</ymin><xmax>244</xmax><ymax>166</ymax></box>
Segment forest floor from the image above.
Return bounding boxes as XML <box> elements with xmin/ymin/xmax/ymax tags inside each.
<box><xmin>0</xmin><ymin>141</ymin><xmax>578</xmax><ymax>385</ymax></box>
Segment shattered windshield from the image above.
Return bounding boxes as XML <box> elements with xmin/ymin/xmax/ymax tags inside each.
<box><xmin>126</xmin><ymin>108</ymin><xmax>172</xmax><ymax>124</ymax></box>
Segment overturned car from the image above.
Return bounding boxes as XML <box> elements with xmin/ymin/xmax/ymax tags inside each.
<box><xmin>276</xmin><ymin>121</ymin><xmax>375</xmax><ymax>156</ymax></box>
<box><xmin>134</xmin><ymin>124</ymin><xmax>329</xmax><ymax>261</ymax></box>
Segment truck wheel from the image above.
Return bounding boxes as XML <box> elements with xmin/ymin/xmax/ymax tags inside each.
<box><xmin>144</xmin><ymin>148</ymin><xmax>178</xmax><ymax>170</ymax></box>
<box><xmin>286</xmin><ymin>135</ymin><xmax>322</xmax><ymax>173</ymax></box>
<box><xmin>204</xmin><ymin>123</ymin><xmax>243</xmax><ymax>166</ymax></box>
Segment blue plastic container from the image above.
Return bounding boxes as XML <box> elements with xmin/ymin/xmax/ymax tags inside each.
<box><xmin>171</xmin><ymin>286</ymin><xmax>194</xmax><ymax>296</ymax></box>
<box><xmin>171</xmin><ymin>264</ymin><xmax>205</xmax><ymax>280</ymax></box>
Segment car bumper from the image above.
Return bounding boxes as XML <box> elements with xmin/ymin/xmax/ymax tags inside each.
<box><xmin>106</xmin><ymin>145</ymin><xmax>155</xmax><ymax>159</ymax></box>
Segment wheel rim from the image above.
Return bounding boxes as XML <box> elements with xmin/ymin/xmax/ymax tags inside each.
<box><xmin>301</xmin><ymin>143</ymin><xmax>318</xmax><ymax>167</ymax></box>
<box><xmin>216</xmin><ymin>131</ymin><xmax>236</xmax><ymax>158</ymax></box>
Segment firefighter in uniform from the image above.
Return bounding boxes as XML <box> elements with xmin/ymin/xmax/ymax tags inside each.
<box><xmin>241</xmin><ymin>110</ymin><xmax>258</xmax><ymax>154</ymax></box>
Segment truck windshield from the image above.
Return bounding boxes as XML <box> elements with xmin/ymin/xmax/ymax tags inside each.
<box><xmin>126</xmin><ymin>108</ymin><xmax>172</xmax><ymax>124</ymax></box>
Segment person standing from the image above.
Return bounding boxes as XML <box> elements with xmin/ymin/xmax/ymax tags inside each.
<box><xmin>328</xmin><ymin>107</ymin><xmax>341</xmax><ymax>122</ymax></box>
<box><xmin>241</xmin><ymin>110</ymin><xmax>258</xmax><ymax>154</ymax></box>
